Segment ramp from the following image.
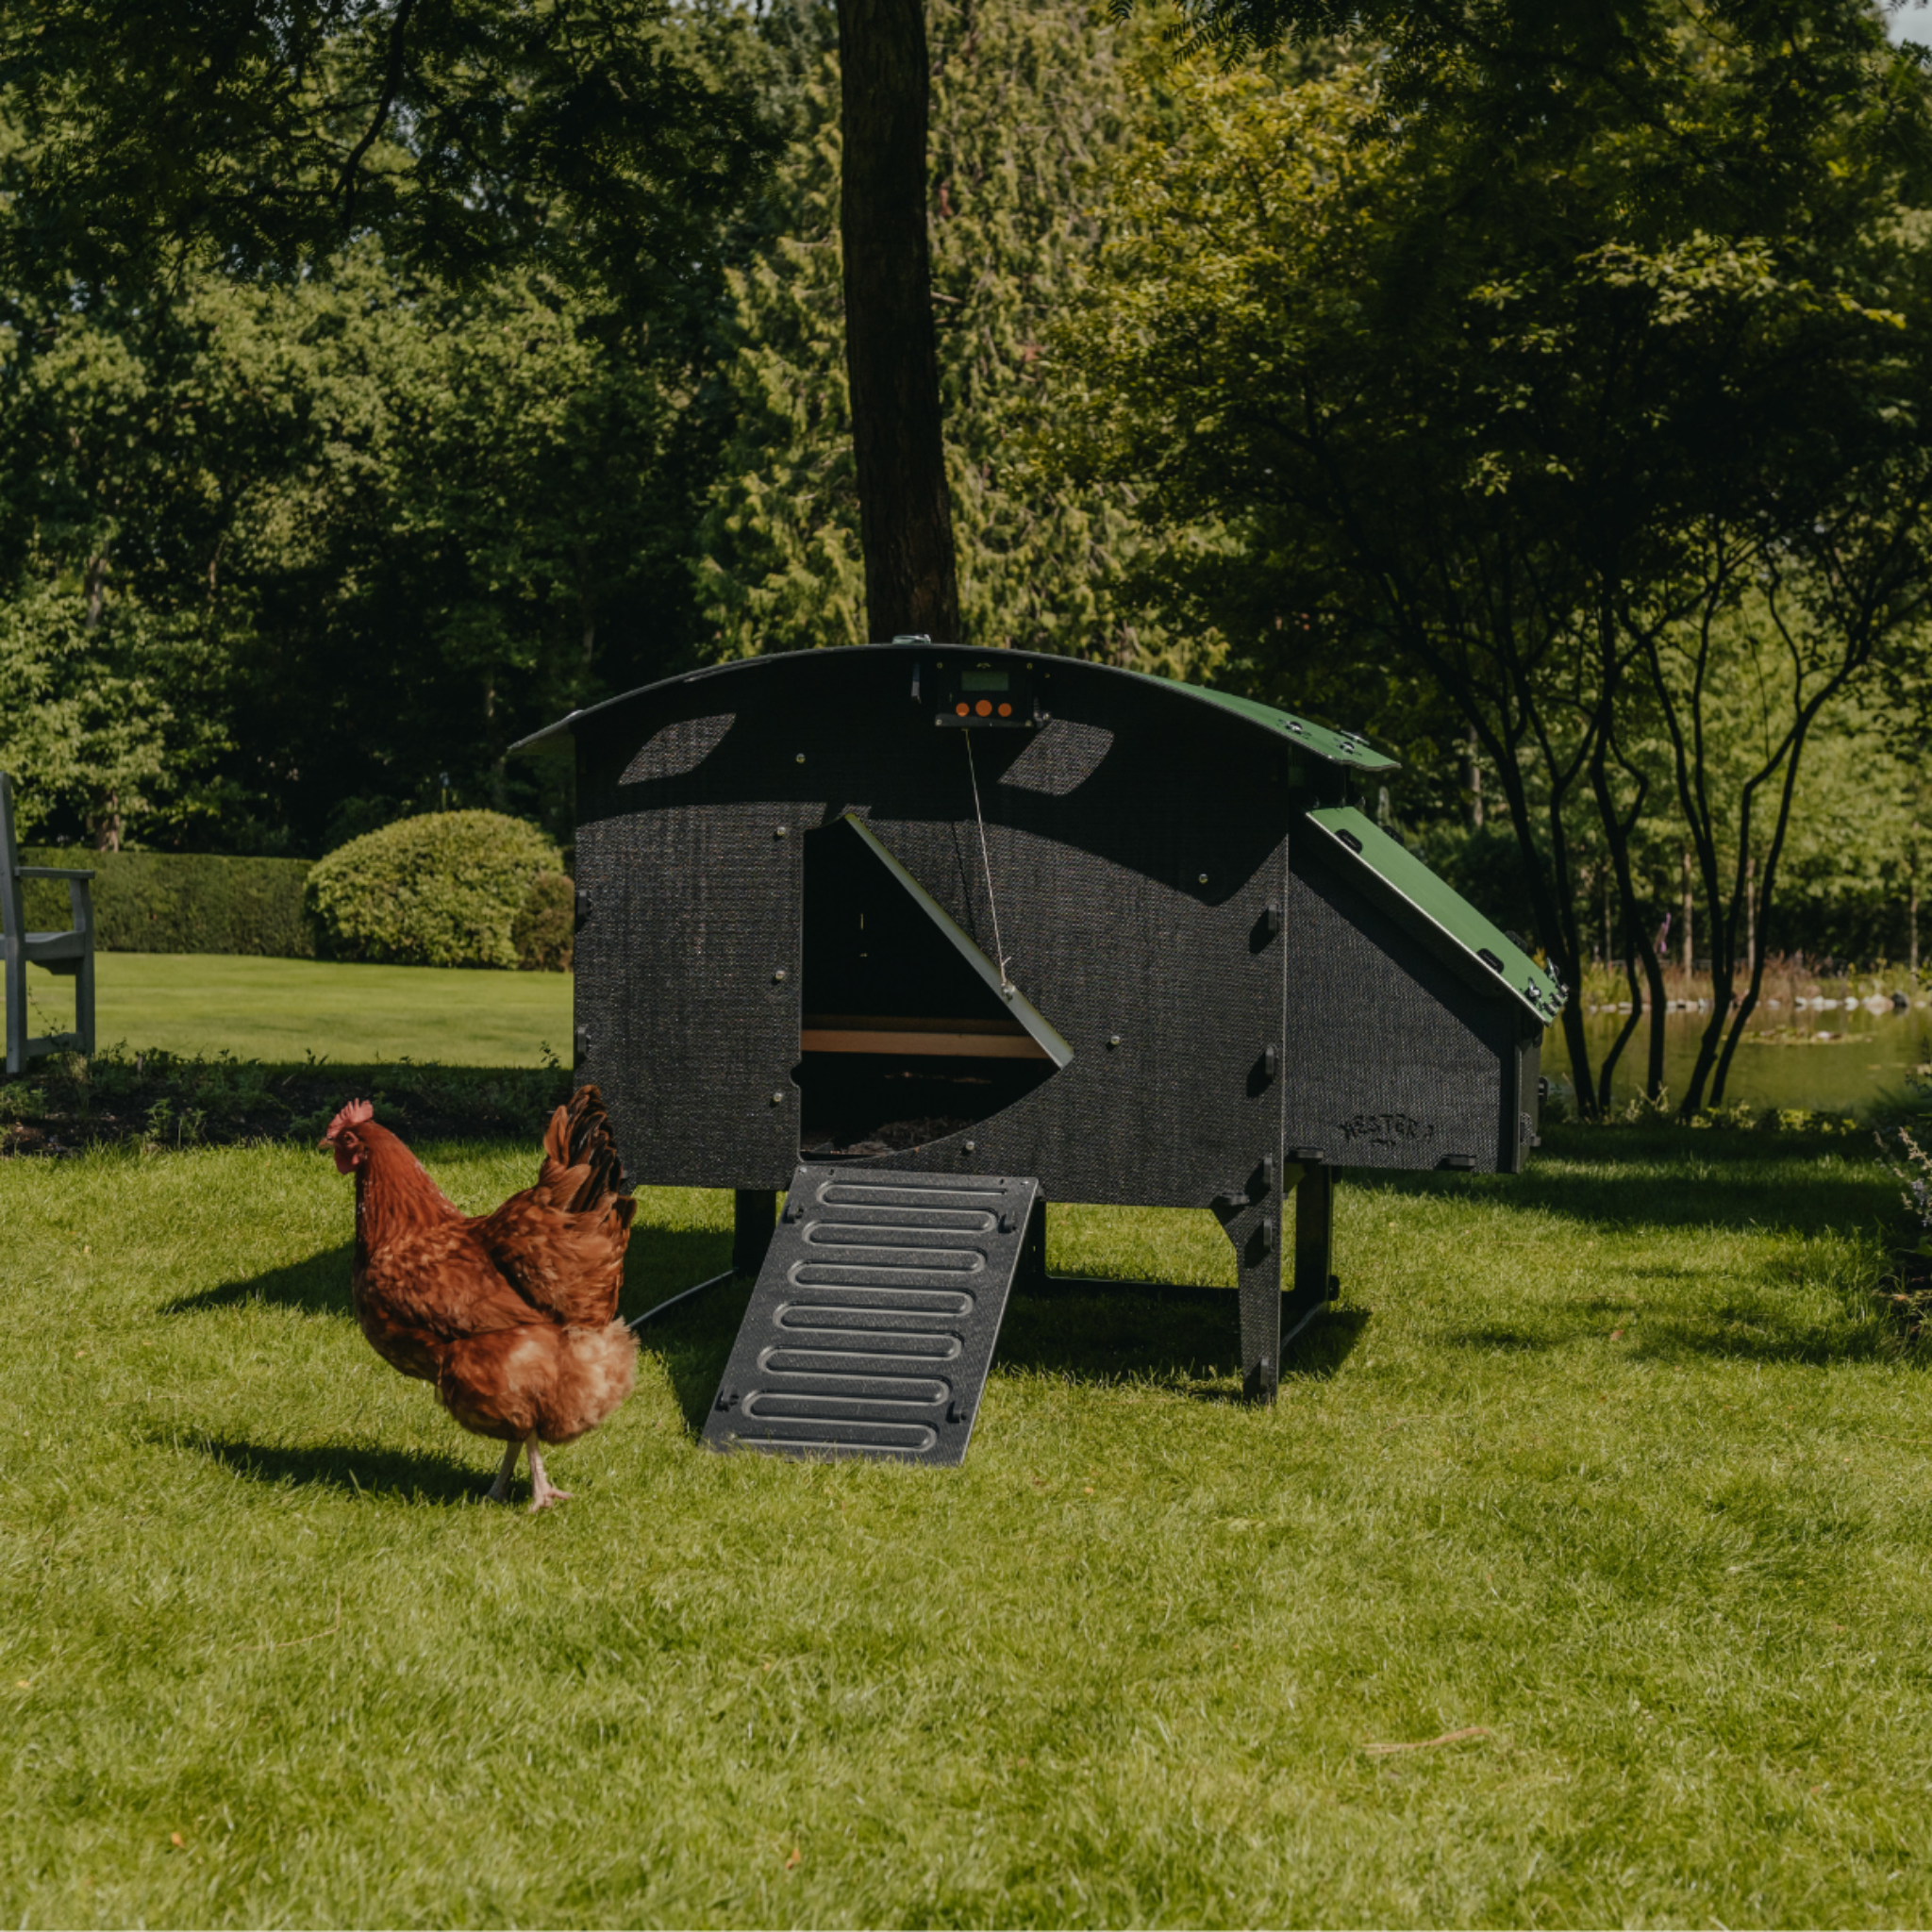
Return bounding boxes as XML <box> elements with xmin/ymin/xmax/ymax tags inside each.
<box><xmin>703</xmin><ymin>1164</ymin><xmax>1041</xmax><ymax>1466</ymax></box>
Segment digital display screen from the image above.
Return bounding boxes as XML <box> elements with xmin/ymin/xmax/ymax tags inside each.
<box><xmin>960</xmin><ymin>669</ymin><xmax>1010</xmax><ymax>692</ymax></box>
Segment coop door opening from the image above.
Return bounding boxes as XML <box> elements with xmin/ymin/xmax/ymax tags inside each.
<box><xmin>798</xmin><ymin>813</ymin><xmax>1069</xmax><ymax>1158</ymax></box>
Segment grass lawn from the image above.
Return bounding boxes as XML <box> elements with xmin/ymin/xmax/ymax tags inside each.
<box><xmin>23</xmin><ymin>954</ymin><xmax>573</xmax><ymax>1066</ymax></box>
<box><xmin>2</xmin><ymin>1126</ymin><xmax>1926</xmax><ymax>1926</ymax></box>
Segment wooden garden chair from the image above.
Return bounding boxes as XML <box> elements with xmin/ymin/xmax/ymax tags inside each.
<box><xmin>0</xmin><ymin>770</ymin><xmax>96</xmax><ymax>1075</ymax></box>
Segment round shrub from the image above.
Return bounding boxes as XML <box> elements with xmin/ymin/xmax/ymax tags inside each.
<box><xmin>307</xmin><ymin>811</ymin><xmax>562</xmax><ymax>969</ymax></box>
<box><xmin>512</xmin><ymin>867</ymin><xmax>575</xmax><ymax>972</ymax></box>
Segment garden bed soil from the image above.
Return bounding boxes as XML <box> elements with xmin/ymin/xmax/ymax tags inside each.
<box><xmin>0</xmin><ymin>1052</ymin><xmax>572</xmax><ymax>1156</ymax></box>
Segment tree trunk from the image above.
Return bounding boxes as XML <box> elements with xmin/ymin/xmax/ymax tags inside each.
<box><xmin>1467</xmin><ymin>726</ymin><xmax>1483</xmax><ymax>828</ymax></box>
<box><xmin>1911</xmin><ymin>838</ymin><xmax>1921</xmax><ymax>982</ymax></box>
<box><xmin>83</xmin><ymin>551</ymin><xmax>110</xmax><ymax>634</ymax></box>
<box><xmin>1591</xmin><ymin>727</ymin><xmax>1662</xmax><ymax>1111</ymax></box>
<box><xmin>1745</xmin><ymin>851</ymin><xmax>1756</xmax><ymax>976</ymax></box>
<box><xmin>1680</xmin><ymin>849</ymin><xmax>1693</xmax><ymax>976</ymax></box>
<box><xmin>838</xmin><ymin>0</ymin><xmax>960</xmax><ymax>642</ymax></box>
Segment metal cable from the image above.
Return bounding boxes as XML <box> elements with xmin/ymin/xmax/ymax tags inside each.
<box><xmin>961</xmin><ymin>730</ymin><xmax>1012</xmax><ymax>993</ymax></box>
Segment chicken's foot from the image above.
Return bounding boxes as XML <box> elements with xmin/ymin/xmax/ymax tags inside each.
<box><xmin>525</xmin><ymin>1432</ymin><xmax>574</xmax><ymax>1510</ymax></box>
<box><xmin>487</xmin><ymin>1438</ymin><xmax>523</xmax><ymax>1504</ymax></box>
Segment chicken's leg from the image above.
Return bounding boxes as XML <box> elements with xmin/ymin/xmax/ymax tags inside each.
<box><xmin>486</xmin><ymin>1437</ymin><xmax>523</xmax><ymax>1504</ymax></box>
<box><xmin>525</xmin><ymin>1432</ymin><xmax>574</xmax><ymax>1511</ymax></box>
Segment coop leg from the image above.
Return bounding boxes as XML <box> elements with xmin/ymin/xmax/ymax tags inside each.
<box><xmin>1215</xmin><ymin>1154</ymin><xmax>1285</xmax><ymax>1407</ymax></box>
<box><xmin>1285</xmin><ymin>1162</ymin><xmax>1337</xmax><ymax>1346</ymax></box>
<box><xmin>732</xmin><ymin>1189</ymin><xmax>778</xmax><ymax>1278</ymax></box>
<box><xmin>1017</xmin><ymin>1195</ymin><xmax>1047</xmax><ymax>1292</ymax></box>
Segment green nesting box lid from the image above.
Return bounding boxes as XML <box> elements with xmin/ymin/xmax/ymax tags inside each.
<box><xmin>1305</xmin><ymin>806</ymin><xmax>1564</xmax><ymax>1024</ymax></box>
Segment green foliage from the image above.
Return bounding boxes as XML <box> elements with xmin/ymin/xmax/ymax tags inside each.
<box><xmin>0</xmin><ymin>580</ymin><xmax>185</xmax><ymax>847</ymax></box>
<box><xmin>0</xmin><ymin>0</ymin><xmax>778</xmax><ymax>322</ymax></box>
<box><xmin>0</xmin><ymin>242</ymin><xmax>732</xmax><ymax>853</ymax></box>
<box><xmin>1146</xmin><ymin>0</ymin><xmax>1912</xmax><ymax>158</ymax></box>
<box><xmin>16</xmin><ymin>847</ymin><xmax>314</xmax><ymax>958</ymax></box>
<box><xmin>510</xmin><ymin>868</ymin><xmax>575</xmax><ymax>974</ymax></box>
<box><xmin>6</xmin><ymin>0</ymin><xmax>1929</xmax><ymax>1013</ymax></box>
<box><xmin>695</xmin><ymin>0</ymin><xmax>1220</xmax><ymax>677</ymax></box>
<box><xmin>0</xmin><ymin>0</ymin><xmax>807</xmax><ymax>860</ymax></box>
<box><xmin>1056</xmin><ymin>27</ymin><xmax>1932</xmax><ymax>1111</ymax></box>
<box><xmin>305</xmin><ymin>810</ymin><xmax>559</xmax><ymax>970</ymax></box>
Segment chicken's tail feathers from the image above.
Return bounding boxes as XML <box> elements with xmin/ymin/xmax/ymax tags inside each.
<box><xmin>540</xmin><ymin>1083</ymin><xmax>629</xmax><ymax>1213</ymax></box>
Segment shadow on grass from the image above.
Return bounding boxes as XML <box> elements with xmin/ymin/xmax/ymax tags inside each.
<box><xmin>999</xmin><ymin>1285</ymin><xmax>1236</xmax><ymax>1393</ymax></box>
<box><xmin>171</xmin><ymin>1432</ymin><xmax>490</xmax><ymax>1505</ymax></box>
<box><xmin>642</xmin><ymin>1278</ymin><xmax>756</xmax><ymax>1436</ymax></box>
<box><xmin>1627</xmin><ymin>1312</ymin><xmax>1901</xmax><ymax>1368</ymax></box>
<box><xmin>618</xmin><ymin>1225</ymin><xmax>735</xmax><ymax>1325</ymax></box>
<box><xmin>1438</xmin><ymin>1301</ymin><xmax>1902</xmax><ymax>1369</ymax></box>
<box><xmin>1359</xmin><ymin>1126</ymin><xmax>1891</xmax><ymax>1236</ymax></box>
<box><xmin>162</xmin><ymin>1243</ymin><xmax>355</xmax><ymax>1317</ymax></box>
<box><xmin>641</xmin><ymin>1276</ymin><xmax>1373</xmax><ymax>1434</ymax></box>
<box><xmin>994</xmin><ymin>1287</ymin><xmax>1368</xmax><ymax>1395</ymax></box>
<box><xmin>1288</xmin><ymin>1305</ymin><xmax>1372</xmax><ymax>1377</ymax></box>
<box><xmin>1444</xmin><ymin>1325</ymin><xmax>1559</xmax><ymax>1354</ymax></box>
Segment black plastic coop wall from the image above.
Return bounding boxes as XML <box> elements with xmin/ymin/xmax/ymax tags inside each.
<box><xmin>540</xmin><ymin>645</ymin><xmax>1543</xmax><ymax>1206</ymax></box>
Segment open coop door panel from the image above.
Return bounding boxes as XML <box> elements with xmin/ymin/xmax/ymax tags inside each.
<box><xmin>799</xmin><ymin>814</ymin><xmax>1072</xmax><ymax>1159</ymax></box>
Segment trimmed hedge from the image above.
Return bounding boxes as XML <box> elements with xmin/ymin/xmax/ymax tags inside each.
<box><xmin>307</xmin><ymin>811</ymin><xmax>563</xmax><ymax>970</ymax></box>
<box><xmin>18</xmin><ymin>848</ymin><xmax>316</xmax><ymax>957</ymax></box>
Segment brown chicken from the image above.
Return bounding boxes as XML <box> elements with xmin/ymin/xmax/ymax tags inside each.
<box><xmin>321</xmin><ymin>1087</ymin><xmax>639</xmax><ymax>1509</ymax></box>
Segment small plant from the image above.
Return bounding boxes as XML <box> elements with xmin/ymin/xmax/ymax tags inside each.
<box><xmin>1763</xmin><ymin>1106</ymin><xmax>1859</xmax><ymax>1135</ymax></box>
<box><xmin>1874</xmin><ymin>1124</ymin><xmax>1932</xmax><ymax>1342</ymax></box>
<box><xmin>1617</xmin><ymin>1086</ymin><xmax>1675</xmax><ymax>1125</ymax></box>
<box><xmin>1877</xmin><ymin>1125</ymin><xmax>1932</xmax><ymax>1257</ymax></box>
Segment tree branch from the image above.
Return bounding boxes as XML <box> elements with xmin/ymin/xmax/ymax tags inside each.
<box><xmin>338</xmin><ymin>0</ymin><xmax>419</xmax><ymax>233</ymax></box>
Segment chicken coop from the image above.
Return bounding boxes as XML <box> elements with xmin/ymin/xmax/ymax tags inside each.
<box><xmin>514</xmin><ymin>641</ymin><xmax>1562</xmax><ymax>1463</ymax></box>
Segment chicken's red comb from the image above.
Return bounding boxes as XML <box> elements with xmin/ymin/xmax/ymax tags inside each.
<box><xmin>325</xmin><ymin>1098</ymin><xmax>375</xmax><ymax>1139</ymax></box>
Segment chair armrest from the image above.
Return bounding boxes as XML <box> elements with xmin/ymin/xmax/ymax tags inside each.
<box><xmin>16</xmin><ymin>865</ymin><xmax>97</xmax><ymax>881</ymax></box>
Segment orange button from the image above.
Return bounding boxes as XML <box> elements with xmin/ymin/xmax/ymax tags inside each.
<box><xmin>975</xmin><ymin>699</ymin><xmax>992</xmax><ymax>716</ymax></box>
<box><xmin>997</xmin><ymin>702</ymin><xmax>1012</xmax><ymax>717</ymax></box>
<box><xmin>955</xmin><ymin>702</ymin><xmax>969</xmax><ymax>716</ymax></box>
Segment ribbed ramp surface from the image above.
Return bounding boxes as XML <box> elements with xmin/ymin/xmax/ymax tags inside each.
<box><xmin>703</xmin><ymin>1165</ymin><xmax>1041</xmax><ymax>1466</ymax></box>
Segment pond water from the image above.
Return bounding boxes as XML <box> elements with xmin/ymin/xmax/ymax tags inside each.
<box><xmin>1557</xmin><ymin>1002</ymin><xmax>1932</xmax><ymax>1116</ymax></box>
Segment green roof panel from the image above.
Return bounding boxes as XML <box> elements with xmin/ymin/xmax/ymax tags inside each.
<box><xmin>1119</xmin><ymin>673</ymin><xmax>1401</xmax><ymax>774</ymax></box>
<box><xmin>1304</xmin><ymin>806</ymin><xmax>1564</xmax><ymax>1024</ymax></box>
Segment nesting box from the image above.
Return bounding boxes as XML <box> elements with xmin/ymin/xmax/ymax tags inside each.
<box><xmin>516</xmin><ymin>641</ymin><xmax>1562</xmax><ymax>1428</ymax></box>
